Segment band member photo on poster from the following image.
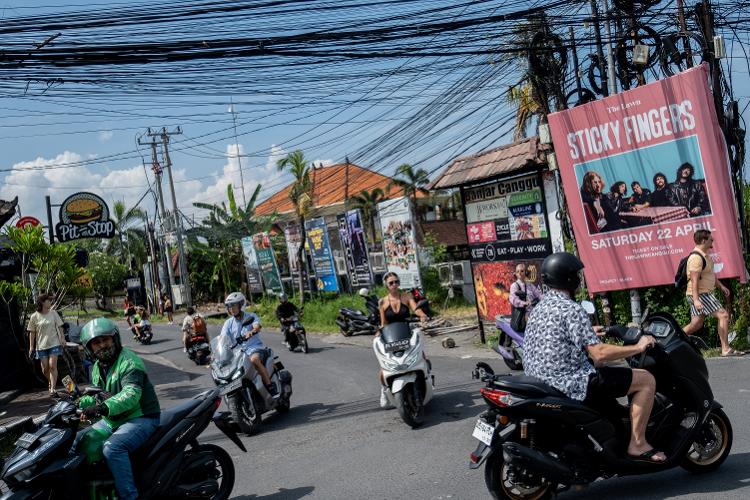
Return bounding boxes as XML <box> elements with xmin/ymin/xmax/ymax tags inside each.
<box><xmin>576</xmin><ymin>136</ymin><xmax>712</xmax><ymax>234</ymax></box>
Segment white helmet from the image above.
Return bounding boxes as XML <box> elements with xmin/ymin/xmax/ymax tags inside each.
<box><xmin>224</xmin><ymin>292</ymin><xmax>246</xmax><ymax>309</ymax></box>
<box><xmin>358</xmin><ymin>288</ymin><xmax>370</xmax><ymax>297</ymax></box>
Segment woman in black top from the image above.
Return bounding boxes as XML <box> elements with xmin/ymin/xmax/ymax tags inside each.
<box><xmin>376</xmin><ymin>272</ymin><xmax>428</xmax><ymax>408</ymax></box>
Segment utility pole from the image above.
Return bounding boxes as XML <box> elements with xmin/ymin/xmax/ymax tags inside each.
<box><xmin>150</xmin><ymin>127</ymin><xmax>192</xmax><ymax>308</ymax></box>
<box><xmin>589</xmin><ymin>0</ymin><xmax>610</xmax><ymax>97</ymax></box>
<box><xmin>138</xmin><ymin>135</ymin><xmax>175</xmax><ymax>297</ymax></box>
<box><xmin>602</xmin><ymin>0</ymin><xmax>618</xmax><ymax>96</ymax></box>
<box><xmin>229</xmin><ymin>98</ymin><xmax>247</xmax><ymax>207</ymax></box>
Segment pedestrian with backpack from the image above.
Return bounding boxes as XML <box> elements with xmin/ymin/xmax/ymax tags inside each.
<box><xmin>680</xmin><ymin>229</ymin><xmax>742</xmax><ymax>357</ymax></box>
<box><xmin>181</xmin><ymin>306</ymin><xmax>208</xmax><ymax>352</ymax></box>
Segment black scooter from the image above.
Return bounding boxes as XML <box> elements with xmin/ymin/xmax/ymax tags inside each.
<box><xmin>1</xmin><ymin>387</ymin><xmax>246</xmax><ymax>499</ymax></box>
<box><xmin>280</xmin><ymin>314</ymin><xmax>309</xmax><ymax>353</ymax></box>
<box><xmin>337</xmin><ymin>288</ymin><xmax>380</xmax><ymax>337</ymax></box>
<box><xmin>469</xmin><ymin>310</ymin><xmax>732</xmax><ymax>499</ymax></box>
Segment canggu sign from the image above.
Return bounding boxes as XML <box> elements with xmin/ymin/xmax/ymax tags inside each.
<box><xmin>55</xmin><ymin>192</ymin><xmax>115</xmax><ymax>242</ymax></box>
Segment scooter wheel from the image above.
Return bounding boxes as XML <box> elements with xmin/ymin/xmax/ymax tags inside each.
<box><xmin>227</xmin><ymin>391</ymin><xmax>261</xmax><ymax>435</ymax></box>
<box><xmin>395</xmin><ymin>385</ymin><xmax>424</xmax><ymax>429</ymax></box>
<box><xmin>181</xmin><ymin>444</ymin><xmax>235</xmax><ymax>500</ymax></box>
<box><xmin>484</xmin><ymin>447</ymin><xmax>555</xmax><ymax>499</ymax></box>
<box><xmin>300</xmin><ymin>335</ymin><xmax>308</xmax><ymax>354</ymax></box>
<box><xmin>681</xmin><ymin>408</ymin><xmax>733</xmax><ymax>473</ymax></box>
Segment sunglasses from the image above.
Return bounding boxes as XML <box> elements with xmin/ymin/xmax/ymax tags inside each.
<box><xmin>387</xmin><ymin>280</ymin><xmax>400</xmax><ymax>286</ymax></box>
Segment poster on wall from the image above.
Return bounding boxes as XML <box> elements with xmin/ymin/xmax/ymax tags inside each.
<box><xmin>251</xmin><ymin>233</ymin><xmax>283</xmax><ymax>294</ymax></box>
<box><xmin>472</xmin><ymin>260</ymin><xmax>544</xmax><ymax>319</ymax></box>
<box><xmin>337</xmin><ymin>209</ymin><xmax>373</xmax><ymax>287</ymax></box>
<box><xmin>241</xmin><ymin>236</ymin><xmax>265</xmax><ymax>294</ymax></box>
<box><xmin>305</xmin><ymin>217</ymin><xmax>340</xmax><ymax>292</ymax></box>
<box><xmin>548</xmin><ymin>64</ymin><xmax>745</xmax><ymax>293</ymax></box>
<box><xmin>463</xmin><ymin>174</ymin><xmax>552</xmax><ymax>321</ymax></box>
<box><xmin>377</xmin><ymin>197</ymin><xmax>422</xmax><ymax>289</ymax></box>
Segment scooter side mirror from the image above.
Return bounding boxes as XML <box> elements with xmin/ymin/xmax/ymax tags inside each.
<box><xmin>580</xmin><ymin>301</ymin><xmax>596</xmax><ymax>315</ymax></box>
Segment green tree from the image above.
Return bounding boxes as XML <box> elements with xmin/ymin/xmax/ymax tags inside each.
<box><xmin>106</xmin><ymin>200</ymin><xmax>147</xmax><ymax>269</ymax></box>
<box><xmin>350</xmin><ymin>187</ymin><xmax>385</xmax><ymax>248</ymax></box>
<box><xmin>190</xmin><ymin>183</ymin><xmax>272</xmax><ymax>300</ymax></box>
<box><xmin>88</xmin><ymin>251</ymin><xmax>129</xmax><ymax>310</ymax></box>
<box><xmin>277</xmin><ymin>150</ymin><xmax>313</xmax><ymax>303</ymax></box>
<box><xmin>388</xmin><ymin>163</ymin><xmax>430</xmax><ymax>221</ymax></box>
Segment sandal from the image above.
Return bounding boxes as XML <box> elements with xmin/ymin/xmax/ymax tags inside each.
<box><xmin>721</xmin><ymin>349</ymin><xmax>745</xmax><ymax>357</ymax></box>
<box><xmin>627</xmin><ymin>448</ymin><xmax>667</xmax><ymax>464</ymax></box>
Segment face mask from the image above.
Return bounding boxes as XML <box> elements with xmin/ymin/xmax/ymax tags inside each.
<box><xmin>95</xmin><ymin>345</ymin><xmax>118</xmax><ymax>363</ymax></box>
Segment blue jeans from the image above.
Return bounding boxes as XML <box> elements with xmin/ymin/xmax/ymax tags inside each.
<box><xmin>74</xmin><ymin>416</ymin><xmax>160</xmax><ymax>500</ymax></box>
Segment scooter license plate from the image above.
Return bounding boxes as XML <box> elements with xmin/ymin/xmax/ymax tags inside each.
<box><xmin>385</xmin><ymin>339</ymin><xmax>410</xmax><ymax>352</ymax></box>
<box><xmin>472</xmin><ymin>419</ymin><xmax>495</xmax><ymax>446</ymax></box>
<box><xmin>220</xmin><ymin>378</ymin><xmax>242</xmax><ymax>395</ymax></box>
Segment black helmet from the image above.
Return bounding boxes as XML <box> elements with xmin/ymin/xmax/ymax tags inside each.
<box><xmin>541</xmin><ymin>252</ymin><xmax>584</xmax><ymax>291</ymax></box>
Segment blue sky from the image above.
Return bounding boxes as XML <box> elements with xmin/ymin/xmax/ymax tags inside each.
<box><xmin>0</xmin><ymin>0</ymin><xmax>748</xmax><ymax>228</ymax></box>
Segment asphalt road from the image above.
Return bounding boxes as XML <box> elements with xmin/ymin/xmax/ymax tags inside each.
<box><xmin>126</xmin><ymin>322</ymin><xmax>750</xmax><ymax>500</ymax></box>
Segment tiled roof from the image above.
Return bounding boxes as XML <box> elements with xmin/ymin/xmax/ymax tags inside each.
<box><xmin>416</xmin><ymin>219</ymin><xmax>468</xmax><ymax>248</ymax></box>
<box><xmin>256</xmin><ymin>162</ymin><xmax>420</xmax><ymax>216</ymax></box>
<box><xmin>430</xmin><ymin>137</ymin><xmax>544</xmax><ymax>189</ymax></box>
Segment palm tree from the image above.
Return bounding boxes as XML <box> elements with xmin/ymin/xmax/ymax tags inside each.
<box><xmin>277</xmin><ymin>150</ymin><xmax>312</xmax><ymax>303</ymax></box>
<box><xmin>388</xmin><ymin>163</ymin><xmax>430</xmax><ymax>221</ymax></box>
<box><xmin>190</xmin><ymin>183</ymin><xmax>271</xmax><ymax>298</ymax></box>
<box><xmin>350</xmin><ymin>187</ymin><xmax>385</xmax><ymax>247</ymax></box>
<box><xmin>106</xmin><ymin>200</ymin><xmax>146</xmax><ymax>269</ymax></box>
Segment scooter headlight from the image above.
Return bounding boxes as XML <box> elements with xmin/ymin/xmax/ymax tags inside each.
<box><xmin>230</xmin><ymin>366</ymin><xmax>245</xmax><ymax>381</ymax></box>
<box><xmin>403</xmin><ymin>346</ymin><xmax>421</xmax><ymax>366</ymax></box>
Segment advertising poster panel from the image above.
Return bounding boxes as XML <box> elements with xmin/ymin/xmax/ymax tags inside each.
<box><xmin>283</xmin><ymin>224</ymin><xmax>308</xmax><ymax>289</ymax></box>
<box><xmin>251</xmin><ymin>233</ymin><xmax>283</xmax><ymax>294</ymax></box>
<box><xmin>377</xmin><ymin>197</ymin><xmax>421</xmax><ymax>289</ymax></box>
<box><xmin>463</xmin><ymin>174</ymin><xmax>551</xmax><ymax>321</ymax></box>
<box><xmin>305</xmin><ymin>217</ymin><xmax>340</xmax><ymax>292</ymax></box>
<box><xmin>337</xmin><ymin>209</ymin><xmax>373</xmax><ymax>287</ymax></box>
<box><xmin>241</xmin><ymin>236</ymin><xmax>265</xmax><ymax>294</ymax></box>
<box><xmin>548</xmin><ymin>65</ymin><xmax>744</xmax><ymax>293</ymax></box>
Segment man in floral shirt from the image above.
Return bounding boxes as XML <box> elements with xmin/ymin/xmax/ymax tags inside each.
<box><xmin>524</xmin><ymin>252</ymin><xmax>666</xmax><ymax>464</ymax></box>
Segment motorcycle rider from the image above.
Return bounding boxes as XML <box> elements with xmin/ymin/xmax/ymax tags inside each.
<box><xmin>72</xmin><ymin>318</ymin><xmax>161</xmax><ymax>500</ymax></box>
<box><xmin>221</xmin><ymin>292</ymin><xmax>278</xmax><ymax>396</ymax></box>
<box><xmin>523</xmin><ymin>252</ymin><xmax>666</xmax><ymax>463</ymax></box>
<box><xmin>182</xmin><ymin>305</ymin><xmax>209</xmax><ymax>353</ymax></box>
<box><xmin>376</xmin><ymin>272</ymin><xmax>428</xmax><ymax>408</ymax></box>
<box><xmin>275</xmin><ymin>293</ymin><xmax>299</xmax><ymax>347</ymax></box>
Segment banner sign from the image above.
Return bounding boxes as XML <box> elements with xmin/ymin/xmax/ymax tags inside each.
<box><xmin>463</xmin><ymin>173</ymin><xmax>552</xmax><ymax>321</ymax></box>
<box><xmin>240</xmin><ymin>236</ymin><xmax>264</xmax><ymax>294</ymax></box>
<box><xmin>55</xmin><ymin>192</ymin><xmax>115</xmax><ymax>242</ymax></box>
<box><xmin>377</xmin><ymin>196</ymin><xmax>422</xmax><ymax>289</ymax></box>
<box><xmin>251</xmin><ymin>233</ymin><xmax>283</xmax><ymax>294</ymax></box>
<box><xmin>337</xmin><ymin>209</ymin><xmax>373</xmax><ymax>287</ymax></box>
<box><xmin>305</xmin><ymin>217</ymin><xmax>339</xmax><ymax>292</ymax></box>
<box><xmin>548</xmin><ymin>64</ymin><xmax>745</xmax><ymax>292</ymax></box>
<box><xmin>283</xmin><ymin>224</ymin><xmax>309</xmax><ymax>289</ymax></box>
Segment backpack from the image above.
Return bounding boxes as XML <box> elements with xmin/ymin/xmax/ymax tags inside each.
<box><xmin>674</xmin><ymin>251</ymin><xmax>706</xmax><ymax>289</ymax></box>
<box><xmin>192</xmin><ymin>314</ymin><xmax>207</xmax><ymax>335</ymax></box>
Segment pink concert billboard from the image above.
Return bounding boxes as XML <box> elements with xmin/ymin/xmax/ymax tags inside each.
<box><xmin>548</xmin><ymin>65</ymin><xmax>744</xmax><ymax>293</ymax></box>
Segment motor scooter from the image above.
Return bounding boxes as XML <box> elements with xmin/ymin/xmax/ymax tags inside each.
<box><xmin>186</xmin><ymin>334</ymin><xmax>211</xmax><ymax>365</ymax></box>
<box><xmin>468</xmin><ymin>308</ymin><xmax>733</xmax><ymax>499</ymax></box>
<box><xmin>493</xmin><ymin>317</ymin><xmax>525</xmax><ymax>371</ymax></box>
<box><xmin>210</xmin><ymin>319</ymin><xmax>293</xmax><ymax>435</ymax></box>
<box><xmin>280</xmin><ymin>314</ymin><xmax>309</xmax><ymax>354</ymax></box>
<box><xmin>337</xmin><ymin>288</ymin><xmax>380</xmax><ymax>336</ymax></box>
<box><xmin>373</xmin><ymin>322</ymin><xmax>434</xmax><ymax>428</ymax></box>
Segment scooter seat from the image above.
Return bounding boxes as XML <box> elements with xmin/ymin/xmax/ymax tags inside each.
<box><xmin>491</xmin><ymin>375</ymin><xmax>565</xmax><ymax>398</ymax></box>
<box><xmin>134</xmin><ymin>398</ymin><xmax>203</xmax><ymax>456</ymax></box>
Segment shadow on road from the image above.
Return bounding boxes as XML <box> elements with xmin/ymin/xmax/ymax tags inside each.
<box><xmin>232</xmin><ymin>486</ymin><xmax>314</xmax><ymax>499</ymax></box>
<box><xmin>420</xmin><ymin>389</ymin><xmax>485</xmax><ymax>428</ymax></box>
<box><xmin>297</xmin><ymin>346</ymin><xmax>334</xmax><ymax>354</ymax></box>
<box><xmin>567</xmin><ymin>452</ymin><xmax>750</xmax><ymax>499</ymax></box>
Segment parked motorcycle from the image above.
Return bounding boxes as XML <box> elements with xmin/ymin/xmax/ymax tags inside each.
<box><xmin>0</xmin><ymin>386</ymin><xmax>245</xmax><ymax>500</ymax></box>
<box><xmin>337</xmin><ymin>288</ymin><xmax>380</xmax><ymax>337</ymax></box>
<box><xmin>493</xmin><ymin>317</ymin><xmax>525</xmax><ymax>371</ymax></box>
<box><xmin>210</xmin><ymin>321</ymin><xmax>293</xmax><ymax>435</ymax></box>
<box><xmin>469</xmin><ymin>309</ymin><xmax>732</xmax><ymax>499</ymax></box>
<box><xmin>281</xmin><ymin>314</ymin><xmax>309</xmax><ymax>354</ymax></box>
<box><xmin>187</xmin><ymin>334</ymin><xmax>212</xmax><ymax>365</ymax></box>
<box><xmin>373</xmin><ymin>322</ymin><xmax>434</xmax><ymax>428</ymax></box>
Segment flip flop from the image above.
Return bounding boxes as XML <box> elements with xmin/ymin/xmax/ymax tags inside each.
<box><xmin>721</xmin><ymin>349</ymin><xmax>745</xmax><ymax>357</ymax></box>
<box><xmin>627</xmin><ymin>448</ymin><xmax>667</xmax><ymax>464</ymax></box>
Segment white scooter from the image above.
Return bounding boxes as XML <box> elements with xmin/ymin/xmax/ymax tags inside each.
<box><xmin>373</xmin><ymin>322</ymin><xmax>434</xmax><ymax>428</ymax></box>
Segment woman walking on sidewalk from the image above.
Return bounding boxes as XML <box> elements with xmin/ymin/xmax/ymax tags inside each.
<box><xmin>163</xmin><ymin>294</ymin><xmax>174</xmax><ymax>325</ymax></box>
<box><xmin>27</xmin><ymin>293</ymin><xmax>66</xmax><ymax>397</ymax></box>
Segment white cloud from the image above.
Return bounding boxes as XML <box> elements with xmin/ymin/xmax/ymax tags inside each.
<box><xmin>98</xmin><ymin>130</ymin><xmax>113</xmax><ymax>142</ymax></box>
<box><xmin>265</xmin><ymin>144</ymin><xmax>287</xmax><ymax>170</ymax></box>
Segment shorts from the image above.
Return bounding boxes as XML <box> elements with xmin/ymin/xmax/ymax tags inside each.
<box><xmin>244</xmin><ymin>347</ymin><xmax>270</xmax><ymax>364</ymax></box>
<box><xmin>584</xmin><ymin>366</ymin><xmax>633</xmax><ymax>404</ymax></box>
<box><xmin>35</xmin><ymin>345</ymin><xmax>64</xmax><ymax>360</ymax></box>
<box><xmin>686</xmin><ymin>292</ymin><xmax>723</xmax><ymax>317</ymax></box>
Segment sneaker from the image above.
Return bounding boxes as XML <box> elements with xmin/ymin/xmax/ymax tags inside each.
<box><xmin>380</xmin><ymin>386</ymin><xmax>392</xmax><ymax>409</ymax></box>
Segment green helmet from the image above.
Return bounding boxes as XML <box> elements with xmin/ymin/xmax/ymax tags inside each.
<box><xmin>80</xmin><ymin>317</ymin><xmax>122</xmax><ymax>360</ymax></box>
